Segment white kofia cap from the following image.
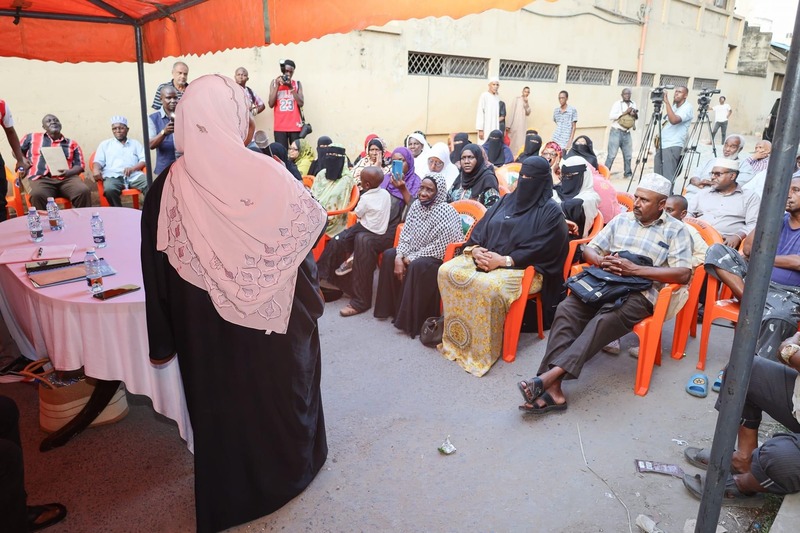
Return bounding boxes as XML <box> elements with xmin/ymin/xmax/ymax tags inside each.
<box><xmin>110</xmin><ymin>115</ymin><xmax>128</xmax><ymax>126</ymax></box>
<box><xmin>710</xmin><ymin>158</ymin><xmax>740</xmax><ymax>171</ymax></box>
<box><xmin>638</xmin><ymin>173</ymin><xmax>672</xmax><ymax>197</ymax></box>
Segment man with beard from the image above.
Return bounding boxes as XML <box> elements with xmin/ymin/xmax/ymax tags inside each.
<box><xmin>685</xmin><ymin>134</ymin><xmax>745</xmax><ymax>200</ymax></box>
<box><xmin>20</xmin><ymin>114</ymin><xmax>90</xmax><ymax>210</ymax></box>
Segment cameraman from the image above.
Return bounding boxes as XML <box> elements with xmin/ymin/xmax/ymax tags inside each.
<box><xmin>656</xmin><ymin>86</ymin><xmax>693</xmax><ymax>184</ymax></box>
<box><xmin>268</xmin><ymin>59</ymin><xmax>305</xmax><ymax>149</ymax></box>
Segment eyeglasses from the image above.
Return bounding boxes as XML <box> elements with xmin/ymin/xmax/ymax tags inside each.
<box><xmin>542</xmin><ymin>151</ymin><xmax>557</xmax><ymax>157</ymax></box>
<box><xmin>709</xmin><ymin>171</ymin><xmax>735</xmax><ymax>178</ymax></box>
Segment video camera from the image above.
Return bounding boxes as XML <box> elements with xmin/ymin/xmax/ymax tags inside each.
<box><xmin>697</xmin><ymin>88</ymin><xmax>721</xmax><ymax>107</ymax></box>
<box><xmin>650</xmin><ymin>85</ymin><xmax>675</xmax><ymax>105</ymax></box>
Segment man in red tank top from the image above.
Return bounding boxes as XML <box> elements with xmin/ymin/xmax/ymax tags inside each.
<box><xmin>268</xmin><ymin>59</ymin><xmax>304</xmax><ymax>149</ymax></box>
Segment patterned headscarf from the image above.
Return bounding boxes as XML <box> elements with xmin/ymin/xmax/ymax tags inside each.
<box><xmin>396</xmin><ymin>173</ymin><xmax>463</xmax><ymax>261</ymax></box>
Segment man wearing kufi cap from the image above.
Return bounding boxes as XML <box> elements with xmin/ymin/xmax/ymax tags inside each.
<box><xmin>686</xmin><ymin>134</ymin><xmax>745</xmax><ymax>200</ymax></box>
<box><xmin>475</xmin><ymin>77</ymin><xmax>501</xmax><ymax>143</ymax></box>
<box><xmin>517</xmin><ymin>173</ymin><xmax>692</xmax><ymax>411</ymax></box>
<box><xmin>687</xmin><ymin>157</ymin><xmax>760</xmax><ymax>249</ymax></box>
<box><xmin>92</xmin><ymin>116</ymin><xmax>147</xmax><ymax>207</ymax></box>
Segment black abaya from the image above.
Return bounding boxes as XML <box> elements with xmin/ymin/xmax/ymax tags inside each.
<box><xmin>141</xmin><ymin>172</ymin><xmax>327</xmax><ymax>533</ymax></box>
<box><xmin>374</xmin><ymin>248</ymin><xmax>443</xmax><ymax>337</ymax></box>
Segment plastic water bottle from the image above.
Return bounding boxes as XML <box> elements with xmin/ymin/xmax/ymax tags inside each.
<box><xmin>84</xmin><ymin>248</ymin><xmax>103</xmax><ymax>294</ymax></box>
<box><xmin>27</xmin><ymin>207</ymin><xmax>44</xmax><ymax>242</ymax></box>
<box><xmin>45</xmin><ymin>197</ymin><xmax>63</xmax><ymax>231</ymax></box>
<box><xmin>123</xmin><ymin>175</ymin><xmax>130</xmax><ymax>190</ymax></box>
<box><xmin>90</xmin><ymin>212</ymin><xmax>106</xmax><ymax>248</ymax></box>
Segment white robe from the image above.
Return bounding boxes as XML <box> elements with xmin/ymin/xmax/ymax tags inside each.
<box><xmin>475</xmin><ymin>91</ymin><xmax>500</xmax><ymax>143</ymax></box>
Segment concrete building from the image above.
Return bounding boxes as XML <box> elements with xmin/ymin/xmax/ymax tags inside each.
<box><xmin>0</xmin><ymin>0</ymin><xmax>785</xmax><ymax>173</ymax></box>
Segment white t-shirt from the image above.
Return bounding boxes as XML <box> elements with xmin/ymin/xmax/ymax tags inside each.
<box><xmin>354</xmin><ymin>188</ymin><xmax>392</xmax><ymax>235</ymax></box>
<box><xmin>0</xmin><ymin>100</ymin><xmax>14</xmax><ymax>128</ymax></box>
<box><xmin>713</xmin><ymin>103</ymin><xmax>731</xmax><ymax>123</ymax></box>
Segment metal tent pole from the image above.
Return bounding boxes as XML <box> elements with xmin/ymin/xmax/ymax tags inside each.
<box><xmin>695</xmin><ymin>5</ymin><xmax>800</xmax><ymax>531</ymax></box>
<box><xmin>135</xmin><ymin>24</ymin><xmax>153</xmax><ymax>185</ymax></box>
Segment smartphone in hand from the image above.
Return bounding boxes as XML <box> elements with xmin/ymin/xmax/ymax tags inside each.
<box><xmin>391</xmin><ymin>159</ymin><xmax>403</xmax><ymax>181</ymax></box>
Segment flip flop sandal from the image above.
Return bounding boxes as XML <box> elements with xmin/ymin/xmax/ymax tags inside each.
<box><xmin>684</xmin><ymin>447</ymin><xmax>742</xmax><ymax>474</ymax></box>
<box><xmin>686</xmin><ymin>373</ymin><xmax>709</xmax><ymax>398</ymax></box>
<box><xmin>517</xmin><ymin>376</ymin><xmax>544</xmax><ymax>404</ymax></box>
<box><xmin>712</xmin><ymin>369</ymin><xmax>724</xmax><ymax>393</ymax></box>
<box><xmin>27</xmin><ymin>503</ymin><xmax>67</xmax><ymax>531</ymax></box>
<box><xmin>339</xmin><ymin>305</ymin><xmax>366</xmax><ymax>317</ymax></box>
<box><xmin>682</xmin><ymin>473</ymin><xmax>764</xmax><ymax>507</ymax></box>
<box><xmin>518</xmin><ymin>392</ymin><xmax>567</xmax><ymax>415</ymax></box>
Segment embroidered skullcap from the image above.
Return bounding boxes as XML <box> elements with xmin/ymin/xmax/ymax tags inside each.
<box><xmin>638</xmin><ymin>173</ymin><xmax>672</xmax><ymax>197</ymax></box>
<box><xmin>110</xmin><ymin>115</ymin><xmax>128</xmax><ymax>126</ymax></box>
<box><xmin>710</xmin><ymin>158</ymin><xmax>740</xmax><ymax>171</ymax></box>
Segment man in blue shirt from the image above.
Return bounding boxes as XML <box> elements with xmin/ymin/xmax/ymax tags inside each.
<box><xmin>92</xmin><ymin>116</ymin><xmax>147</xmax><ymax>207</ymax></box>
<box><xmin>704</xmin><ymin>174</ymin><xmax>800</xmax><ymax>360</ymax></box>
<box><xmin>656</xmin><ymin>86</ymin><xmax>693</xmax><ymax>185</ymax></box>
<box><xmin>148</xmin><ymin>86</ymin><xmax>179</xmax><ymax>176</ymax></box>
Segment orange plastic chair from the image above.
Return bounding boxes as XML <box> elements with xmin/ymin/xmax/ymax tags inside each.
<box><xmin>498</xmin><ymin>185</ymin><xmax>510</xmax><ymax>197</ymax></box>
<box><xmin>598</xmin><ymin>164</ymin><xmax>611</xmax><ymax>179</ymax></box>
<box><xmin>697</xmin><ymin>274</ymin><xmax>741</xmax><ymax>371</ymax></box>
<box><xmin>90</xmin><ymin>152</ymin><xmax>143</xmax><ymax>209</ymax></box>
<box><xmin>670</xmin><ymin>218</ymin><xmax>724</xmax><ymax>361</ymax></box>
<box><xmin>616</xmin><ymin>191</ymin><xmax>634</xmax><ymax>213</ymax></box>
<box><xmin>569</xmin><ymin>262</ymin><xmax>681</xmax><ymax>395</ymax></box>
<box><xmin>302</xmin><ymin>175</ymin><xmax>314</xmax><ymax>189</ymax></box>
<box><xmin>496</xmin><ymin>162</ymin><xmax>521</xmax><ymax>191</ymax></box>
<box><xmin>502</xmin><ymin>212</ymin><xmax>605</xmax><ymax>363</ymax></box>
<box><xmin>312</xmin><ymin>184</ymin><xmax>360</xmax><ymax>260</ymax></box>
<box><xmin>4</xmin><ymin>166</ymin><xmax>25</xmax><ymax>218</ymax></box>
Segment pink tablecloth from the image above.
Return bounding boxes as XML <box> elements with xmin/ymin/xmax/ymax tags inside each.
<box><xmin>0</xmin><ymin>207</ymin><xmax>193</xmax><ymax>450</ymax></box>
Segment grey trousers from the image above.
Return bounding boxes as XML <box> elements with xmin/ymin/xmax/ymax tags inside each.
<box><xmin>654</xmin><ymin>145</ymin><xmax>683</xmax><ymax>185</ymax></box>
<box><xmin>715</xmin><ymin>357</ymin><xmax>800</xmax><ymax>495</ymax></box>
<box><xmin>537</xmin><ymin>293</ymin><xmax>653</xmax><ymax>379</ymax></box>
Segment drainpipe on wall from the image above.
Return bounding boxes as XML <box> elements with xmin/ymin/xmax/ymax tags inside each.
<box><xmin>636</xmin><ymin>0</ymin><xmax>653</xmax><ymax>86</ymax></box>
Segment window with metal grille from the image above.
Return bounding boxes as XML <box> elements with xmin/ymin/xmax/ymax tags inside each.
<box><xmin>407</xmin><ymin>52</ymin><xmax>488</xmax><ymax>79</ymax></box>
<box><xmin>693</xmin><ymin>78</ymin><xmax>718</xmax><ymax>90</ymax></box>
<box><xmin>659</xmin><ymin>74</ymin><xmax>689</xmax><ymax>88</ymax></box>
<box><xmin>617</xmin><ymin>70</ymin><xmax>655</xmax><ymax>87</ymax></box>
<box><xmin>499</xmin><ymin>59</ymin><xmax>559</xmax><ymax>82</ymax></box>
<box><xmin>566</xmin><ymin>66</ymin><xmax>612</xmax><ymax>85</ymax></box>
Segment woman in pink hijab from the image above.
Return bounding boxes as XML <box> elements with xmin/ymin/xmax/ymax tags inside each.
<box><xmin>140</xmin><ymin>74</ymin><xmax>328</xmax><ymax>533</ymax></box>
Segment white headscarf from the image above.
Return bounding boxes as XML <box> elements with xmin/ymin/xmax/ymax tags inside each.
<box><xmin>553</xmin><ymin>155</ymin><xmax>601</xmax><ymax>237</ymax></box>
<box><xmin>407</xmin><ymin>132</ymin><xmax>431</xmax><ymax>178</ymax></box>
<box><xmin>157</xmin><ymin>74</ymin><xmax>326</xmax><ymax>333</ymax></box>
<box><xmin>424</xmin><ymin>142</ymin><xmax>459</xmax><ymax>189</ymax></box>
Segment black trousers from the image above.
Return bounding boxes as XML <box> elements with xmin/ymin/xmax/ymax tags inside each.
<box><xmin>0</xmin><ymin>153</ymin><xmax>8</xmax><ymax>222</ymax></box>
<box><xmin>0</xmin><ymin>395</ymin><xmax>26</xmax><ymax>533</ymax></box>
<box><xmin>274</xmin><ymin>131</ymin><xmax>301</xmax><ymax>150</ymax></box>
<box><xmin>316</xmin><ymin>223</ymin><xmax>376</xmax><ymax>282</ymax></box>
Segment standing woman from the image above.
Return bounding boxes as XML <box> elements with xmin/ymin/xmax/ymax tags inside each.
<box><xmin>374</xmin><ymin>173</ymin><xmax>463</xmax><ymax>337</ymax></box>
<box><xmin>140</xmin><ymin>75</ymin><xmax>327</xmax><ymax>533</ymax></box>
<box><xmin>447</xmin><ymin>143</ymin><xmax>500</xmax><ymax>208</ymax></box>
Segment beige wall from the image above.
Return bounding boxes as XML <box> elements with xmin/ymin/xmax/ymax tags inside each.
<box><xmin>0</xmin><ymin>0</ymin><xmax>776</xmax><ymax>172</ymax></box>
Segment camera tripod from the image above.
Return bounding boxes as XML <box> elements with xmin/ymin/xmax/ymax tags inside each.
<box><xmin>626</xmin><ymin>99</ymin><xmax>664</xmax><ymax>192</ymax></box>
<box><xmin>675</xmin><ymin>102</ymin><xmax>717</xmax><ymax>194</ymax></box>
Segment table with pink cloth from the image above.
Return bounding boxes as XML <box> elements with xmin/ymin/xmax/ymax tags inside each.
<box><xmin>0</xmin><ymin>207</ymin><xmax>193</xmax><ymax>450</ymax></box>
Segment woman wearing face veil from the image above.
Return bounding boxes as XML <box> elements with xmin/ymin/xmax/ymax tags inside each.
<box><xmin>437</xmin><ymin>156</ymin><xmax>569</xmax><ymax>377</ymax></box>
<box><xmin>565</xmin><ymin>135</ymin><xmax>599</xmax><ymax>170</ymax></box>
<box><xmin>516</xmin><ymin>130</ymin><xmax>542</xmax><ymax>162</ymax></box>
<box><xmin>482</xmin><ymin>129</ymin><xmax>514</xmax><ymax>167</ymax></box>
<box><xmin>450</xmin><ymin>132</ymin><xmax>469</xmax><ymax>167</ymax></box>
<box><xmin>553</xmin><ymin>155</ymin><xmax>601</xmax><ymax>238</ymax></box>
<box><xmin>140</xmin><ymin>75</ymin><xmax>328</xmax><ymax>533</ymax></box>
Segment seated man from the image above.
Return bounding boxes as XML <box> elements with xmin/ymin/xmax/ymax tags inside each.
<box><xmin>738</xmin><ymin>140</ymin><xmax>771</xmax><ymax>187</ymax></box>
<box><xmin>92</xmin><ymin>116</ymin><xmax>147</xmax><ymax>207</ymax></box>
<box><xmin>685</xmin><ymin>134</ymin><xmax>744</xmax><ymax>199</ymax></box>
<box><xmin>20</xmin><ymin>114</ymin><xmax>91</xmax><ymax>210</ymax></box>
<box><xmin>517</xmin><ymin>174</ymin><xmax>692</xmax><ymax>412</ymax></box>
<box><xmin>684</xmin><ymin>336</ymin><xmax>800</xmax><ymax>503</ymax></box>
<box><xmin>148</xmin><ymin>85</ymin><xmax>179</xmax><ymax>176</ymax></box>
<box><xmin>688</xmin><ymin>158</ymin><xmax>760</xmax><ymax>249</ymax></box>
<box><xmin>1</xmin><ymin>395</ymin><xmax>68</xmax><ymax>531</ymax></box>
<box><xmin>703</xmin><ymin>174</ymin><xmax>800</xmax><ymax>360</ymax></box>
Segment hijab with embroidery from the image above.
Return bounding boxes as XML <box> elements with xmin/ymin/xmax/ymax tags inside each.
<box><xmin>156</xmin><ymin>74</ymin><xmax>326</xmax><ymax>333</ymax></box>
<box><xmin>396</xmin><ymin>173</ymin><xmax>462</xmax><ymax>261</ymax></box>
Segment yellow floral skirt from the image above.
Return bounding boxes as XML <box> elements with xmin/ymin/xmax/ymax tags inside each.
<box><xmin>437</xmin><ymin>254</ymin><xmax>542</xmax><ymax>377</ymax></box>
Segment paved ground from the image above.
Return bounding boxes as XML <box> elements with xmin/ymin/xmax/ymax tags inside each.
<box><xmin>0</xmin><ymin>135</ymin><xmax>776</xmax><ymax>532</ymax></box>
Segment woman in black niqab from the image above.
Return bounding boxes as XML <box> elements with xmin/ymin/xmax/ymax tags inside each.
<box><xmin>516</xmin><ymin>130</ymin><xmax>543</xmax><ymax>162</ymax></box>
<box><xmin>565</xmin><ymin>135</ymin><xmax>599</xmax><ymax>169</ymax></box>
<box><xmin>307</xmin><ymin>135</ymin><xmax>333</xmax><ymax>176</ymax></box>
<box><xmin>450</xmin><ymin>132</ymin><xmax>469</xmax><ymax>165</ymax></box>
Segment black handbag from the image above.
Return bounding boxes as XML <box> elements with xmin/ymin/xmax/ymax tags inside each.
<box><xmin>299</xmin><ymin>107</ymin><xmax>312</xmax><ymax>139</ymax></box>
<box><xmin>420</xmin><ymin>316</ymin><xmax>444</xmax><ymax>347</ymax></box>
<box><xmin>566</xmin><ymin>251</ymin><xmax>653</xmax><ymax>309</ymax></box>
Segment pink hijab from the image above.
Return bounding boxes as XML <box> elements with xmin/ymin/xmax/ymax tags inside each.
<box><xmin>157</xmin><ymin>75</ymin><xmax>326</xmax><ymax>333</ymax></box>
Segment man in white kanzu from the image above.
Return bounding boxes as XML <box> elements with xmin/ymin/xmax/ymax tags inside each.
<box><xmin>475</xmin><ymin>78</ymin><xmax>501</xmax><ymax>144</ymax></box>
<box><xmin>710</xmin><ymin>96</ymin><xmax>732</xmax><ymax>146</ymax></box>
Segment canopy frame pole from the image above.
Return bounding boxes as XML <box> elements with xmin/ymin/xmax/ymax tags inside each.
<box><xmin>135</xmin><ymin>24</ymin><xmax>154</xmax><ymax>185</ymax></box>
<box><xmin>695</xmin><ymin>4</ymin><xmax>800</xmax><ymax>531</ymax></box>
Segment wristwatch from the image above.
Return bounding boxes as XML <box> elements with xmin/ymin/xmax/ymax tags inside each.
<box><xmin>505</xmin><ymin>256</ymin><xmax>512</xmax><ymax>268</ymax></box>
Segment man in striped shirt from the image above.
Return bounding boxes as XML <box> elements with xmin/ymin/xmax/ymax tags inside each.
<box><xmin>151</xmin><ymin>61</ymin><xmax>189</xmax><ymax>111</ymax></box>
<box><xmin>20</xmin><ymin>115</ymin><xmax>91</xmax><ymax>210</ymax></box>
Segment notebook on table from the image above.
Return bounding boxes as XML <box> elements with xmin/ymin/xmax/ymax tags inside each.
<box><xmin>28</xmin><ymin>259</ymin><xmax>116</xmax><ymax>289</ymax></box>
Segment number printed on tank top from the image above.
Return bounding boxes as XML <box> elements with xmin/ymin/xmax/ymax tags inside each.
<box><xmin>279</xmin><ymin>97</ymin><xmax>295</xmax><ymax>112</ymax></box>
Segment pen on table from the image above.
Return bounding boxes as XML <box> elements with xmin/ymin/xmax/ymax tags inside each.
<box><xmin>36</xmin><ymin>247</ymin><xmax>43</xmax><ymax>258</ymax></box>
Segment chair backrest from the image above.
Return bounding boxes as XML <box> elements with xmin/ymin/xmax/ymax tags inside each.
<box><xmin>88</xmin><ymin>151</ymin><xmax>112</xmax><ymax>208</ymax></box>
<box><xmin>563</xmin><ymin>212</ymin><xmax>604</xmax><ymax>280</ymax></box>
<box><xmin>496</xmin><ymin>162</ymin><xmax>521</xmax><ymax>190</ymax></box>
<box><xmin>684</xmin><ymin>217</ymin><xmax>723</xmax><ymax>246</ymax></box>
<box><xmin>326</xmin><ymin>184</ymin><xmax>360</xmax><ymax>216</ymax></box>
<box><xmin>597</xmin><ymin>164</ymin><xmax>611</xmax><ymax>179</ymax></box>
<box><xmin>302</xmin><ymin>175</ymin><xmax>314</xmax><ymax>189</ymax></box>
<box><xmin>5</xmin><ymin>165</ymin><xmax>25</xmax><ymax>217</ymax></box>
<box><xmin>451</xmin><ymin>199</ymin><xmax>487</xmax><ymax>240</ymax></box>
<box><xmin>498</xmin><ymin>184</ymin><xmax>510</xmax><ymax>197</ymax></box>
<box><xmin>616</xmin><ymin>191</ymin><xmax>634</xmax><ymax>213</ymax></box>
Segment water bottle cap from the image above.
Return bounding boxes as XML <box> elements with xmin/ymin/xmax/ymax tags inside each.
<box><xmin>47</xmin><ymin>197</ymin><xmax>55</xmax><ymax>201</ymax></box>
<box><xmin>28</xmin><ymin>207</ymin><xmax>36</xmax><ymax>212</ymax></box>
<box><xmin>87</xmin><ymin>247</ymin><xmax>96</xmax><ymax>253</ymax></box>
<box><xmin>92</xmin><ymin>212</ymin><xmax>100</xmax><ymax>217</ymax></box>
